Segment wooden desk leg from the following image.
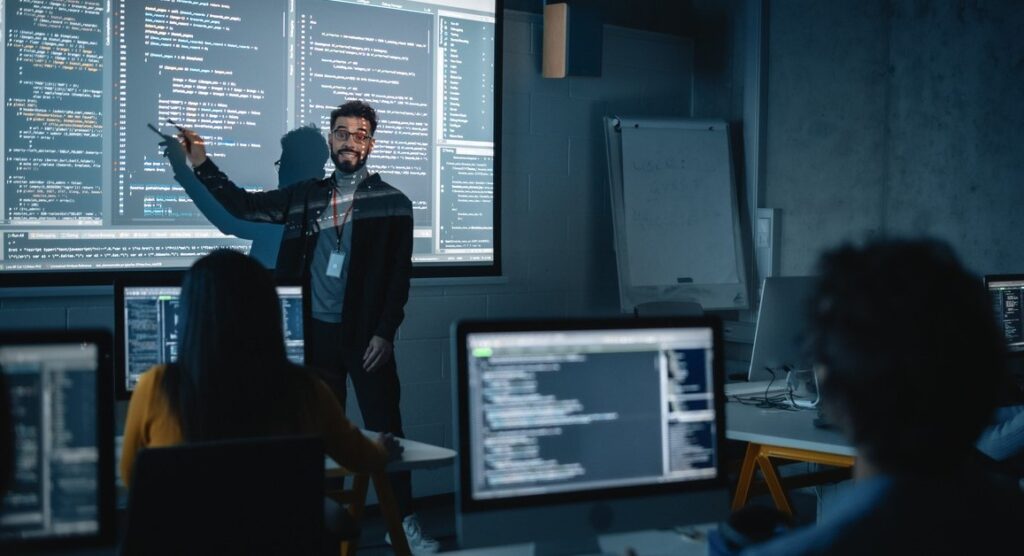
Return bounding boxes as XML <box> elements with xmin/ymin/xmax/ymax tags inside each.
<box><xmin>373</xmin><ymin>472</ymin><xmax>411</xmax><ymax>556</ymax></box>
<box><xmin>731</xmin><ymin>443</ymin><xmax>761</xmax><ymax>511</ymax></box>
<box><xmin>755</xmin><ymin>454</ymin><xmax>793</xmax><ymax>517</ymax></box>
<box><xmin>340</xmin><ymin>474</ymin><xmax>370</xmax><ymax>556</ymax></box>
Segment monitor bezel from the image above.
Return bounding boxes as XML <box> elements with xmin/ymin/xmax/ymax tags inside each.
<box><xmin>747</xmin><ymin>275</ymin><xmax>817</xmax><ymax>381</ymax></box>
<box><xmin>0</xmin><ymin>330</ymin><xmax>116</xmax><ymax>552</ymax></box>
<box><xmin>983</xmin><ymin>273</ymin><xmax>1024</xmax><ymax>290</ymax></box>
<box><xmin>114</xmin><ymin>275</ymin><xmax>184</xmax><ymax>400</ymax></box>
<box><xmin>454</xmin><ymin>316</ymin><xmax>728</xmax><ymax>514</ymax></box>
<box><xmin>983</xmin><ymin>273</ymin><xmax>1024</xmax><ymax>354</ymax></box>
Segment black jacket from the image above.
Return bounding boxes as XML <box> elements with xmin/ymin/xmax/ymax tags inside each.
<box><xmin>193</xmin><ymin>159</ymin><xmax>413</xmax><ymax>345</ymax></box>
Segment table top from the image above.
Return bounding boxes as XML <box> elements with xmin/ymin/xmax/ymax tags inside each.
<box><xmin>326</xmin><ymin>431</ymin><xmax>457</xmax><ymax>475</ymax></box>
<box><xmin>725</xmin><ymin>400</ymin><xmax>856</xmax><ymax>457</ymax></box>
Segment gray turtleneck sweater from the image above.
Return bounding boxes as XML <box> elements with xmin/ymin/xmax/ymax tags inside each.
<box><xmin>310</xmin><ymin>166</ymin><xmax>368</xmax><ymax>323</ymax></box>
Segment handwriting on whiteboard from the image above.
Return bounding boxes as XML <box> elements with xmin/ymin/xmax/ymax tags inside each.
<box><xmin>631</xmin><ymin>158</ymin><xmax>686</xmax><ymax>173</ymax></box>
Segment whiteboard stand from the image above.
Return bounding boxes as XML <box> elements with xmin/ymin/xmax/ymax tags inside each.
<box><xmin>604</xmin><ymin>117</ymin><xmax>749</xmax><ymax>313</ymax></box>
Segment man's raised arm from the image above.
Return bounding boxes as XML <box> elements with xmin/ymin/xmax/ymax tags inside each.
<box><xmin>174</xmin><ymin>127</ymin><xmax>295</xmax><ymax>224</ymax></box>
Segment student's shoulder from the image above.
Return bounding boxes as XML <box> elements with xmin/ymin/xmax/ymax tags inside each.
<box><xmin>134</xmin><ymin>364</ymin><xmax>167</xmax><ymax>393</ymax></box>
<box><xmin>743</xmin><ymin>476</ymin><xmax>1024</xmax><ymax>556</ymax></box>
<box><xmin>309</xmin><ymin>375</ymin><xmax>341</xmax><ymax>408</ymax></box>
<box><xmin>129</xmin><ymin>364</ymin><xmax>170</xmax><ymax>410</ymax></box>
<box><xmin>285</xmin><ymin>365</ymin><xmax>335</xmax><ymax>401</ymax></box>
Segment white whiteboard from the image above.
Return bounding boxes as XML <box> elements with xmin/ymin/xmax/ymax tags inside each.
<box><xmin>604</xmin><ymin>117</ymin><xmax>748</xmax><ymax>311</ymax></box>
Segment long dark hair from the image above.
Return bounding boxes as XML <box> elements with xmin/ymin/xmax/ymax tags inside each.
<box><xmin>163</xmin><ymin>249</ymin><xmax>316</xmax><ymax>441</ymax></box>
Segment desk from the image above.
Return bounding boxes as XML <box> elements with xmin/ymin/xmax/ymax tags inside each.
<box><xmin>726</xmin><ymin>401</ymin><xmax>855</xmax><ymax>515</ymax></box>
<box><xmin>324</xmin><ymin>434</ymin><xmax>457</xmax><ymax>475</ymax></box>
<box><xmin>325</xmin><ymin>433</ymin><xmax>456</xmax><ymax>556</ymax></box>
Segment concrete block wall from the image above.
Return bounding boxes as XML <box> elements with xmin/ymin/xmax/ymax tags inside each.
<box><xmin>764</xmin><ymin>0</ymin><xmax>1024</xmax><ymax>276</ymax></box>
<box><xmin>763</xmin><ymin>0</ymin><xmax>889</xmax><ymax>274</ymax></box>
<box><xmin>883</xmin><ymin>1</ymin><xmax>1024</xmax><ymax>273</ymax></box>
<box><xmin>0</xmin><ymin>10</ymin><xmax>695</xmax><ymax>499</ymax></box>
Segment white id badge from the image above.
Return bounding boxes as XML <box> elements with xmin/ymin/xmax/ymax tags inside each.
<box><xmin>326</xmin><ymin>250</ymin><xmax>345</xmax><ymax>278</ymax></box>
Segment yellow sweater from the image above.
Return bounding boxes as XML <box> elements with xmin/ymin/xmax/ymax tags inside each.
<box><xmin>120</xmin><ymin>365</ymin><xmax>387</xmax><ymax>486</ymax></box>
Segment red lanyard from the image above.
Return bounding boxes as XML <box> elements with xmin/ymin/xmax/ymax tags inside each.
<box><xmin>330</xmin><ymin>187</ymin><xmax>354</xmax><ymax>250</ymax></box>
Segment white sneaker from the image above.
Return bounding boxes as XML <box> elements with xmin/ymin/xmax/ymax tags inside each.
<box><xmin>385</xmin><ymin>513</ymin><xmax>440</xmax><ymax>554</ymax></box>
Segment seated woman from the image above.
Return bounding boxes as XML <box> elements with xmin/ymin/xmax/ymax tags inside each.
<box><xmin>120</xmin><ymin>249</ymin><xmax>398</xmax><ymax>542</ymax></box>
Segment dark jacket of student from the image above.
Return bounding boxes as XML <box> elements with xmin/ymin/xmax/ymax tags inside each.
<box><xmin>740</xmin><ymin>470</ymin><xmax>1023</xmax><ymax>555</ymax></box>
<box><xmin>192</xmin><ymin>158</ymin><xmax>413</xmax><ymax>345</ymax></box>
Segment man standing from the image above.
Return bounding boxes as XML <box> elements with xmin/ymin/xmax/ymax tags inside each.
<box><xmin>175</xmin><ymin>100</ymin><xmax>437</xmax><ymax>553</ymax></box>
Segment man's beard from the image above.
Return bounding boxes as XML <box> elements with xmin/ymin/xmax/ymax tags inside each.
<box><xmin>333</xmin><ymin>149</ymin><xmax>367</xmax><ymax>173</ymax></box>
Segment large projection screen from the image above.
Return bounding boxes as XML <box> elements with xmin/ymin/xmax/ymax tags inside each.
<box><xmin>0</xmin><ymin>0</ymin><xmax>500</xmax><ymax>284</ymax></box>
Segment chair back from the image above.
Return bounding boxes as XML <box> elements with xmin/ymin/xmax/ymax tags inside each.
<box><xmin>121</xmin><ymin>435</ymin><xmax>324</xmax><ymax>555</ymax></box>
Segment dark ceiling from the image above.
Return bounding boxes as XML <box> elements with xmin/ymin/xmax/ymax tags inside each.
<box><xmin>502</xmin><ymin>0</ymin><xmax>735</xmax><ymax>38</ymax></box>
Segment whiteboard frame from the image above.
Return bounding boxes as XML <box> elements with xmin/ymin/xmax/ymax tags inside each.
<box><xmin>604</xmin><ymin>117</ymin><xmax>749</xmax><ymax>312</ymax></box>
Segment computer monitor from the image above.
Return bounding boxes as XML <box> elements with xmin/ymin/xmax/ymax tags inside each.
<box><xmin>985</xmin><ymin>274</ymin><xmax>1024</xmax><ymax>354</ymax></box>
<box><xmin>454</xmin><ymin>317</ymin><xmax>728</xmax><ymax>555</ymax></box>
<box><xmin>115</xmin><ymin>284</ymin><xmax>305</xmax><ymax>398</ymax></box>
<box><xmin>748</xmin><ymin>276</ymin><xmax>817</xmax><ymax>382</ymax></box>
<box><xmin>0</xmin><ymin>331</ymin><xmax>115</xmax><ymax>551</ymax></box>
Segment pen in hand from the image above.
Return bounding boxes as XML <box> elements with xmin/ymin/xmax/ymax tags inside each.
<box><xmin>167</xmin><ymin>119</ymin><xmax>192</xmax><ymax>153</ymax></box>
<box><xmin>166</xmin><ymin>118</ymin><xmax>185</xmax><ymax>132</ymax></box>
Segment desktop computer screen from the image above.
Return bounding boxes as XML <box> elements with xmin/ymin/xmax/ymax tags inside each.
<box><xmin>0</xmin><ymin>332</ymin><xmax>115</xmax><ymax>550</ymax></box>
<box><xmin>116</xmin><ymin>285</ymin><xmax>305</xmax><ymax>397</ymax></box>
<box><xmin>748</xmin><ymin>276</ymin><xmax>816</xmax><ymax>382</ymax></box>
<box><xmin>454</xmin><ymin>317</ymin><xmax>728</xmax><ymax>553</ymax></box>
<box><xmin>985</xmin><ymin>274</ymin><xmax>1024</xmax><ymax>353</ymax></box>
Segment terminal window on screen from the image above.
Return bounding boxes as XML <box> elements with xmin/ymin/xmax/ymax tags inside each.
<box><xmin>989</xmin><ymin>279</ymin><xmax>1024</xmax><ymax>351</ymax></box>
<box><xmin>0</xmin><ymin>344</ymin><xmax>101</xmax><ymax>541</ymax></box>
<box><xmin>0</xmin><ymin>0</ymin><xmax>496</xmax><ymax>273</ymax></box>
<box><xmin>122</xmin><ymin>287</ymin><xmax>304</xmax><ymax>392</ymax></box>
<box><xmin>465</xmin><ymin>329</ymin><xmax>719</xmax><ymax>501</ymax></box>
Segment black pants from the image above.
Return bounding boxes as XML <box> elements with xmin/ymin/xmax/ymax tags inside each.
<box><xmin>308</xmin><ymin>318</ymin><xmax>412</xmax><ymax>517</ymax></box>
